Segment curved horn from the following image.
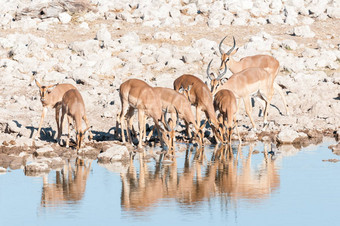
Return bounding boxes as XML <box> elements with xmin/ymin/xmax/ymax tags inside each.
<box><xmin>217</xmin><ymin>60</ymin><xmax>228</xmax><ymax>80</ymax></box>
<box><xmin>219</xmin><ymin>35</ymin><xmax>228</xmax><ymax>55</ymax></box>
<box><xmin>206</xmin><ymin>59</ymin><xmax>213</xmax><ymax>80</ymax></box>
<box><xmin>226</xmin><ymin>36</ymin><xmax>236</xmax><ymax>56</ymax></box>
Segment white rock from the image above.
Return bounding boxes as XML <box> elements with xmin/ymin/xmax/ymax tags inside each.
<box><xmin>207</xmin><ymin>18</ymin><xmax>220</xmax><ymax>28</ymax></box>
<box><xmin>166</xmin><ymin>58</ymin><xmax>185</xmax><ymax>69</ymax></box>
<box><xmin>96</xmin><ymin>26</ymin><xmax>111</xmax><ymax>43</ymax></box>
<box><xmin>119</xmin><ymin>32</ymin><xmax>140</xmax><ymax>48</ymax></box>
<box><xmin>282</xmin><ymin>39</ymin><xmax>298</xmax><ymax>50</ymax></box>
<box><xmin>58</xmin><ymin>12</ymin><xmax>72</xmax><ymax>24</ymax></box>
<box><xmin>302</xmin><ymin>48</ymin><xmax>319</xmax><ymax>58</ymax></box>
<box><xmin>68</xmin><ymin>40</ymin><xmax>100</xmax><ymax>56</ymax></box>
<box><xmin>301</xmin><ymin>17</ymin><xmax>314</xmax><ymax>25</ymax></box>
<box><xmin>268</xmin><ymin>14</ymin><xmax>284</xmax><ymax>24</ymax></box>
<box><xmin>140</xmin><ymin>55</ymin><xmax>156</xmax><ymax>65</ymax></box>
<box><xmin>192</xmin><ymin>38</ymin><xmax>216</xmax><ymax>55</ymax></box>
<box><xmin>277</xmin><ymin>128</ymin><xmax>300</xmax><ymax>144</ymax></box>
<box><xmin>37</xmin><ymin>21</ymin><xmax>49</xmax><ymax>31</ymax></box>
<box><xmin>292</xmin><ymin>25</ymin><xmax>315</xmax><ymax>38</ymax></box>
<box><xmin>327</xmin><ymin>7</ymin><xmax>340</xmax><ymax>18</ymax></box>
<box><xmin>35</xmin><ymin>146</ymin><xmax>54</xmax><ymax>156</ymax></box>
<box><xmin>170</xmin><ymin>33</ymin><xmax>183</xmax><ymax>41</ymax></box>
<box><xmin>79</xmin><ymin>22</ymin><xmax>89</xmax><ymax>29</ymax></box>
<box><xmin>6</xmin><ymin>120</ymin><xmax>21</xmax><ymax>133</ymax></box>
<box><xmin>153</xmin><ymin>32</ymin><xmax>171</xmax><ymax>40</ymax></box>
<box><xmin>98</xmin><ymin>144</ymin><xmax>130</xmax><ymax>162</ymax></box>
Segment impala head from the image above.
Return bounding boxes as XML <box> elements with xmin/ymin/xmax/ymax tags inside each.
<box><xmin>76</xmin><ymin>126</ymin><xmax>92</xmax><ymax>151</ymax></box>
<box><xmin>35</xmin><ymin>79</ymin><xmax>58</xmax><ymax>103</ymax></box>
<box><xmin>178</xmin><ymin>85</ymin><xmax>192</xmax><ymax>102</ymax></box>
<box><xmin>226</xmin><ymin>125</ymin><xmax>236</xmax><ymax>144</ymax></box>
<box><xmin>195</xmin><ymin>123</ymin><xmax>206</xmax><ymax>147</ymax></box>
<box><xmin>206</xmin><ymin>59</ymin><xmax>227</xmax><ymax>95</ymax></box>
<box><xmin>219</xmin><ymin>36</ymin><xmax>239</xmax><ymax>72</ymax></box>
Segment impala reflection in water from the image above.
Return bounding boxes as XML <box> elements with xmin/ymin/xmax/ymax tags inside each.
<box><xmin>120</xmin><ymin>143</ymin><xmax>280</xmax><ymax>212</ymax></box>
<box><xmin>40</xmin><ymin>158</ymin><xmax>92</xmax><ymax>208</ymax></box>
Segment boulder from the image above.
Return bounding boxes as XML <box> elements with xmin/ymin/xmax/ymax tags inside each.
<box><xmin>329</xmin><ymin>143</ymin><xmax>340</xmax><ymax>156</ymax></box>
<box><xmin>97</xmin><ymin>144</ymin><xmax>130</xmax><ymax>163</ymax></box>
<box><xmin>95</xmin><ymin>25</ymin><xmax>112</xmax><ymax>44</ymax></box>
<box><xmin>327</xmin><ymin>7</ymin><xmax>340</xmax><ymax>19</ymax></box>
<box><xmin>291</xmin><ymin>25</ymin><xmax>315</xmax><ymax>38</ymax></box>
<box><xmin>59</xmin><ymin>12</ymin><xmax>72</xmax><ymax>24</ymax></box>
<box><xmin>34</xmin><ymin>146</ymin><xmax>58</xmax><ymax>158</ymax></box>
<box><xmin>276</xmin><ymin>128</ymin><xmax>300</xmax><ymax>144</ymax></box>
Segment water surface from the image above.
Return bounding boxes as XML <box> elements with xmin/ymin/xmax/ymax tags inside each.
<box><xmin>0</xmin><ymin>139</ymin><xmax>339</xmax><ymax>226</ymax></box>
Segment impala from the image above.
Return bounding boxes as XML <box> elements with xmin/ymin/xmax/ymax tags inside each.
<box><xmin>58</xmin><ymin>89</ymin><xmax>92</xmax><ymax>151</ymax></box>
<box><xmin>34</xmin><ymin>80</ymin><xmax>76</xmax><ymax>140</ymax></box>
<box><xmin>151</xmin><ymin>87</ymin><xmax>205</xmax><ymax>150</ymax></box>
<box><xmin>218</xmin><ymin>36</ymin><xmax>289</xmax><ymax>115</ymax></box>
<box><xmin>173</xmin><ymin>74</ymin><xmax>223</xmax><ymax>143</ymax></box>
<box><xmin>118</xmin><ymin>79</ymin><xmax>168</xmax><ymax>149</ymax></box>
<box><xmin>211</xmin><ymin>60</ymin><xmax>274</xmax><ymax>130</ymax></box>
<box><xmin>213</xmin><ymin>89</ymin><xmax>241</xmax><ymax>143</ymax></box>
<box><xmin>206</xmin><ymin>59</ymin><xmax>228</xmax><ymax>95</ymax></box>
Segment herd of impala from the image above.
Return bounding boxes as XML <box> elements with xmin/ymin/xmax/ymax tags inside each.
<box><xmin>33</xmin><ymin>36</ymin><xmax>289</xmax><ymax>153</ymax></box>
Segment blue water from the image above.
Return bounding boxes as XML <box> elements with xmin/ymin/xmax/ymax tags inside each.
<box><xmin>0</xmin><ymin>140</ymin><xmax>339</xmax><ymax>226</ymax></box>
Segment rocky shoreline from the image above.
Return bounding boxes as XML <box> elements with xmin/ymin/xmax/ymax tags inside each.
<box><xmin>0</xmin><ymin>0</ymin><xmax>340</xmax><ymax>172</ymax></box>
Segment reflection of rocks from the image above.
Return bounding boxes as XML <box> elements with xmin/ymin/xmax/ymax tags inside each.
<box><xmin>98</xmin><ymin>161</ymin><xmax>129</xmax><ymax>174</ymax></box>
<box><xmin>25</xmin><ymin>161</ymin><xmax>50</xmax><ymax>174</ymax></box>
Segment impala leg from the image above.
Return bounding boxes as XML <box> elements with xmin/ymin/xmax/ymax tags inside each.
<box><xmin>234</xmin><ymin>117</ymin><xmax>242</xmax><ymax>144</ymax></box>
<box><xmin>83</xmin><ymin>115</ymin><xmax>93</xmax><ymax>140</ymax></box>
<box><xmin>146</xmin><ymin>126</ymin><xmax>156</xmax><ymax>141</ymax></box>
<box><xmin>138</xmin><ymin>110</ymin><xmax>145</xmax><ymax>148</ymax></box>
<box><xmin>170</xmin><ymin>112</ymin><xmax>177</xmax><ymax>152</ymax></box>
<box><xmin>273</xmin><ymin>82</ymin><xmax>289</xmax><ymax>116</ymax></box>
<box><xmin>243</xmin><ymin>97</ymin><xmax>256</xmax><ymax>130</ymax></box>
<box><xmin>35</xmin><ymin>107</ymin><xmax>48</xmax><ymax>140</ymax></box>
<box><xmin>119</xmin><ymin>100</ymin><xmax>129</xmax><ymax>143</ymax></box>
<box><xmin>58</xmin><ymin>107</ymin><xmax>65</xmax><ymax>145</ymax></box>
<box><xmin>55</xmin><ymin>104</ymin><xmax>61</xmax><ymax>140</ymax></box>
<box><xmin>196</xmin><ymin>106</ymin><xmax>202</xmax><ymax>127</ymax></box>
<box><xmin>154</xmin><ymin>120</ymin><xmax>167</xmax><ymax>150</ymax></box>
<box><xmin>114</xmin><ymin>114</ymin><xmax>120</xmax><ymax>138</ymax></box>
<box><xmin>185</xmin><ymin>121</ymin><xmax>191</xmax><ymax>139</ymax></box>
<box><xmin>262</xmin><ymin>87</ymin><xmax>274</xmax><ymax>124</ymax></box>
<box><xmin>66</xmin><ymin>115</ymin><xmax>72</xmax><ymax>148</ymax></box>
<box><xmin>142</xmin><ymin>115</ymin><xmax>147</xmax><ymax>142</ymax></box>
<box><xmin>126</xmin><ymin>107</ymin><xmax>135</xmax><ymax>145</ymax></box>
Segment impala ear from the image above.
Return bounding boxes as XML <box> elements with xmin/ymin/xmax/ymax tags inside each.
<box><xmin>46</xmin><ymin>83</ymin><xmax>58</xmax><ymax>89</ymax></box>
<box><xmin>35</xmin><ymin>79</ymin><xmax>42</xmax><ymax>88</ymax></box>
<box><xmin>231</xmin><ymin>48</ymin><xmax>239</xmax><ymax>56</ymax></box>
<box><xmin>178</xmin><ymin>86</ymin><xmax>184</xmax><ymax>93</ymax></box>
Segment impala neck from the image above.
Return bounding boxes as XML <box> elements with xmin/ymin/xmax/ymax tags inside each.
<box><xmin>228</xmin><ymin>57</ymin><xmax>244</xmax><ymax>74</ymax></box>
